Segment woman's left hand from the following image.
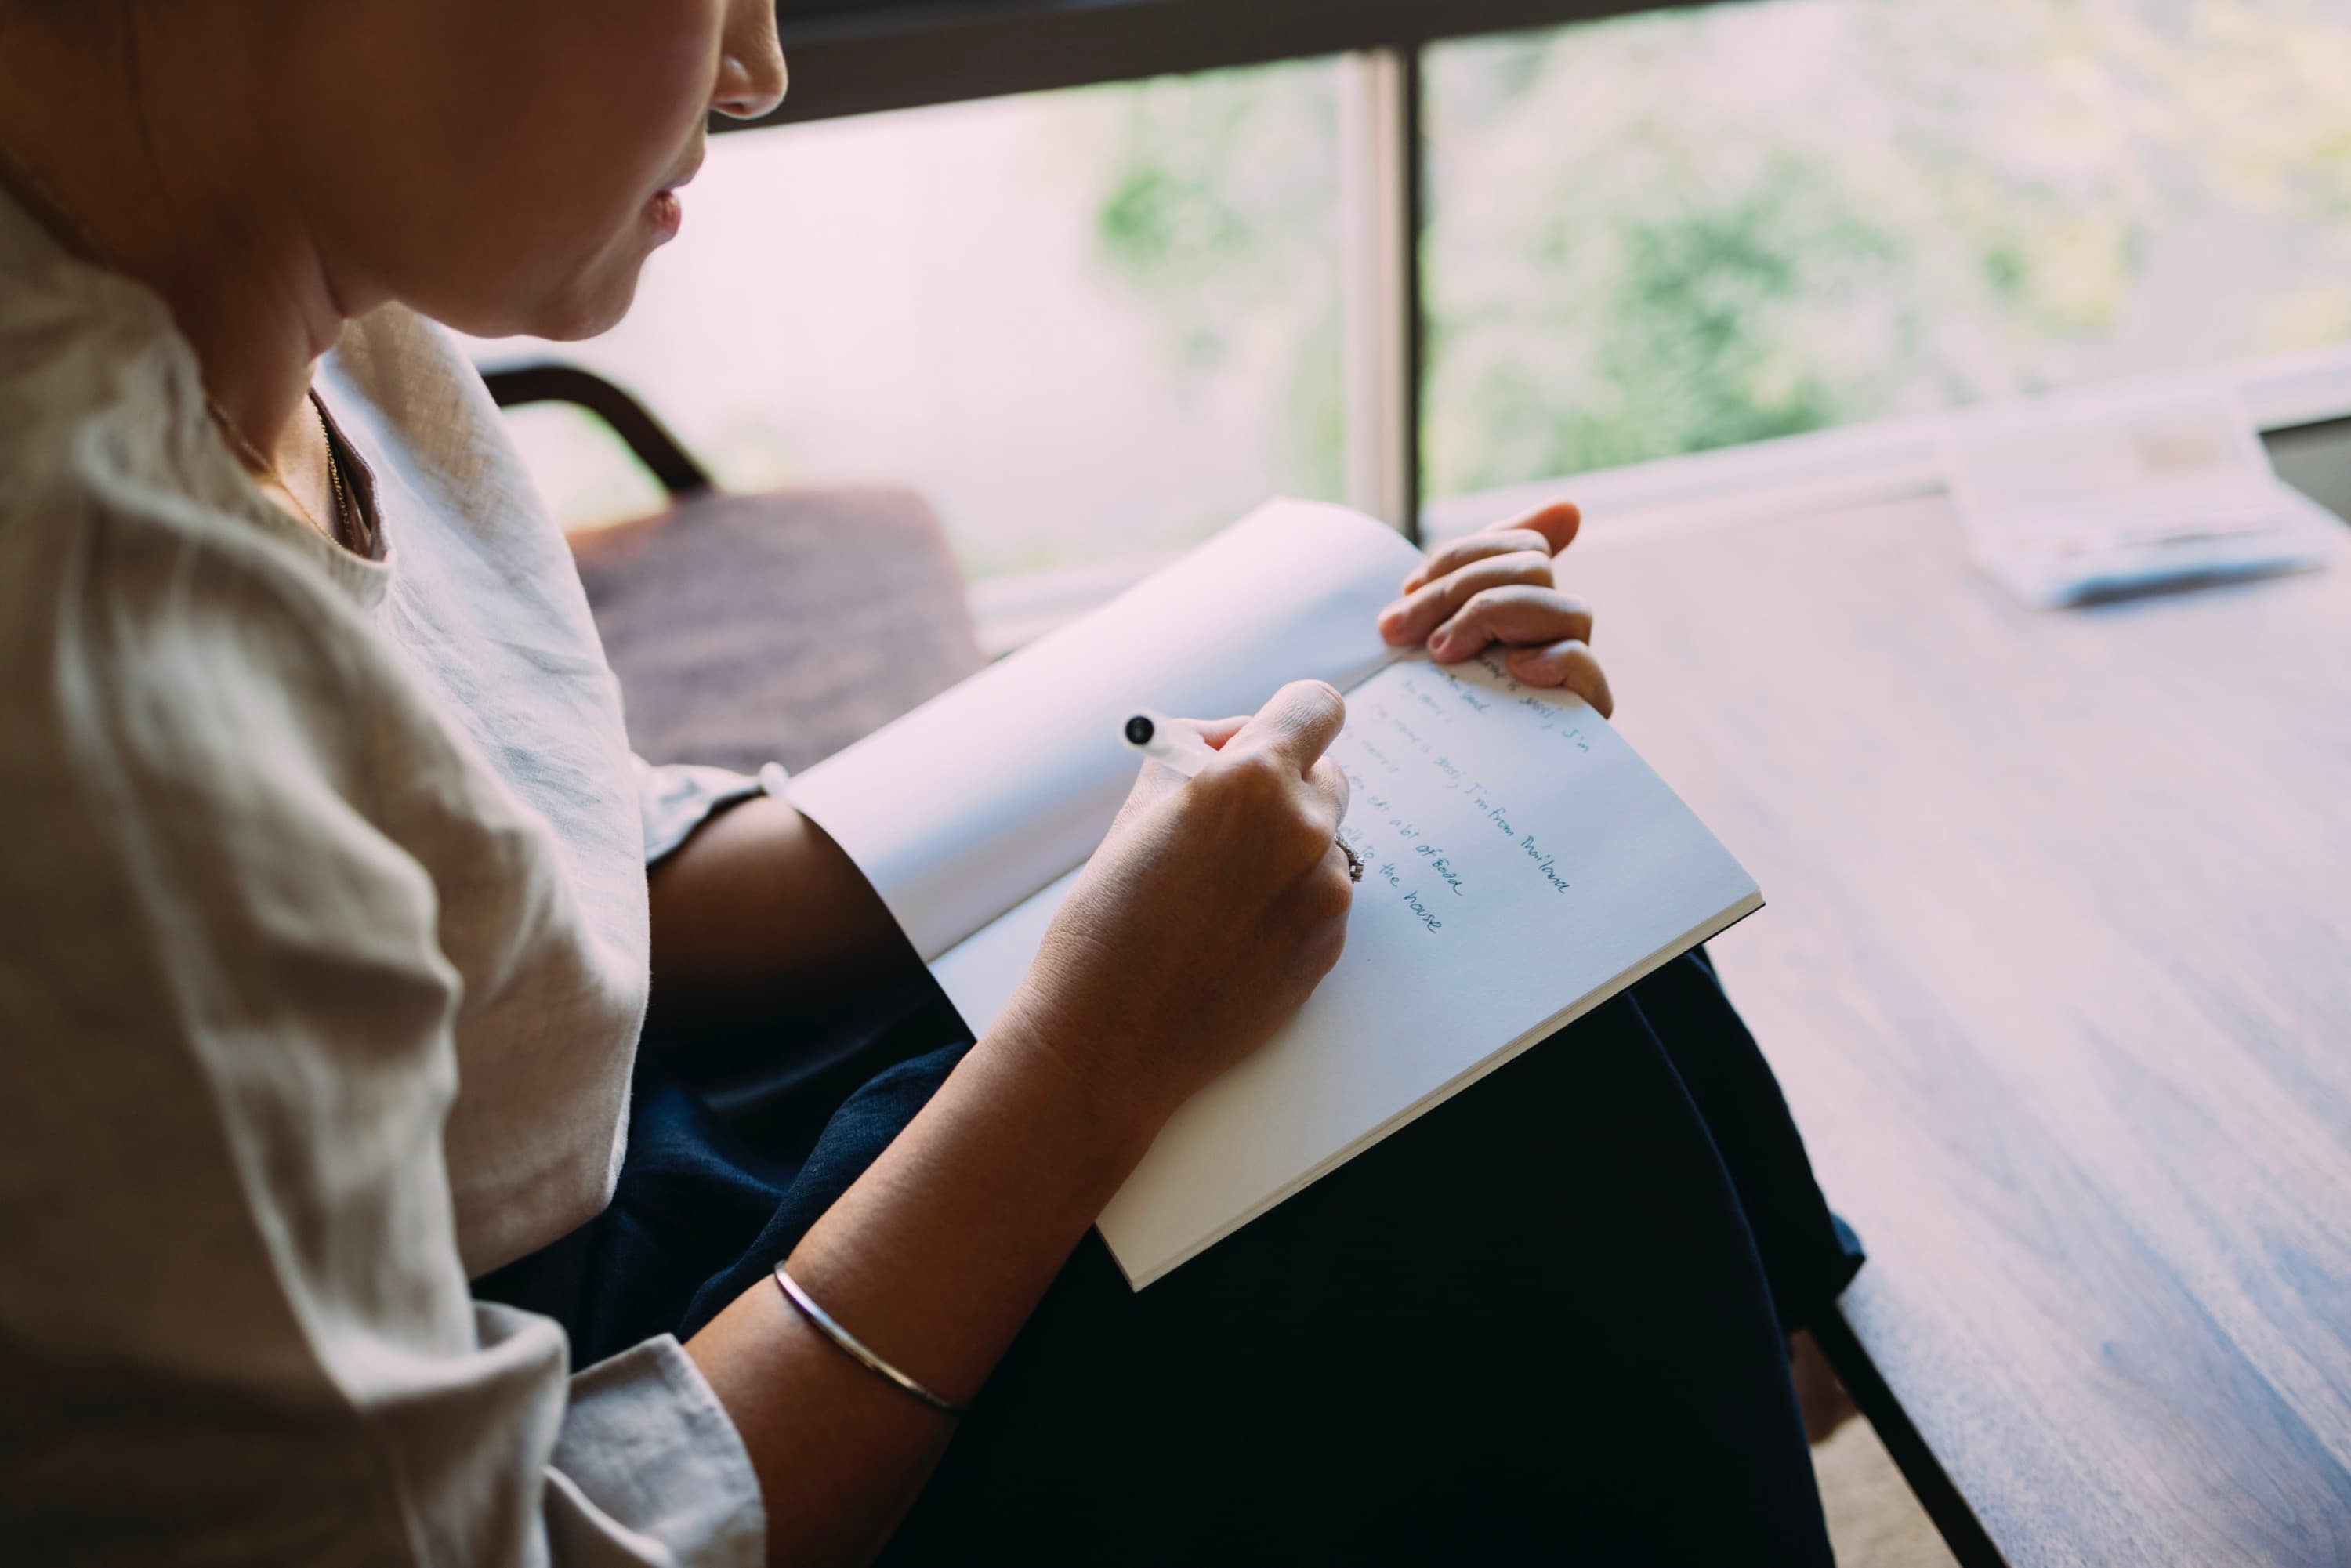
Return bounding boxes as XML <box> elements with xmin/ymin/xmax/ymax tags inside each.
<box><xmin>1375</xmin><ymin>499</ymin><xmax>1614</xmax><ymax>717</ymax></box>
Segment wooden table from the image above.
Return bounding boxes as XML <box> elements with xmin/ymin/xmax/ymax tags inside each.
<box><xmin>1570</xmin><ymin>487</ymin><xmax>2351</xmax><ymax>1566</ymax></box>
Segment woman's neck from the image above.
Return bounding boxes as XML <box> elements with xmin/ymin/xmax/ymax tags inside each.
<box><xmin>0</xmin><ymin>5</ymin><xmax>358</xmax><ymax>470</ymax></box>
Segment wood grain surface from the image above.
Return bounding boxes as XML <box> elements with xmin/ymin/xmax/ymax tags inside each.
<box><xmin>1566</xmin><ymin>491</ymin><xmax>2351</xmax><ymax>1566</ymax></box>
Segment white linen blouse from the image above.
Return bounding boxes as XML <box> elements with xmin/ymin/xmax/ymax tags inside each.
<box><xmin>0</xmin><ymin>187</ymin><xmax>772</xmax><ymax>1565</ymax></box>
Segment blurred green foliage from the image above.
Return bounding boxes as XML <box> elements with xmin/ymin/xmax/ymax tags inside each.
<box><xmin>1084</xmin><ymin>0</ymin><xmax>2351</xmax><ymax>502</ymax></box>
<box><xmin>1078</xmin><ymin>63</ymin><xmax>1346</xmax><ymax>504</ymax></box>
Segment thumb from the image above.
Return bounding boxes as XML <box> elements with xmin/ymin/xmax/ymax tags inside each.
<box><xmin>1219</xmin><ymin>679</ymin><xmax>1347</xmax><ymax>777</ymax></box>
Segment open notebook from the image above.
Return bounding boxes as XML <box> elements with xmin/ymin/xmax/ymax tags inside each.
<box><xmin>788</xmin><ymin>500</ymin><xmax>1761</xmax><ymax>1287</ymax></box>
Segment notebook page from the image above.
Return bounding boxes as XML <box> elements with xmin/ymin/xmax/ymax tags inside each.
<box><xmin>933</xmin><ymin>652</ymin><xmax>1761</xmax><ymax>1287</ymax></box>
<box><xmin>787</xmin><ymin>500</ymin><xmax>1424</xmax><ymax>962</ymax></box>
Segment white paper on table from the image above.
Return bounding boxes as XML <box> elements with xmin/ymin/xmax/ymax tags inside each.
<box><xmin>1946</xmin><ymin>384</ymin><xmax>2338</xmax><ymax>607</ymax></box>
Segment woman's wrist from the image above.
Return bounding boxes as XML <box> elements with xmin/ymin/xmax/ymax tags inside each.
<box><xmin>763</xmin><ymin>1002</ymin><xmax>1172</xmax><ymax>1402</ymax></box>
<box><xmin>979</xmin><ymin>988</ymin><xmax>1184</xmax><ymax>1163</ymax></box>
<box><xmin>690</xmin><ymin>992</ymin><xmax>1173</xmax><ymax>1562</ymax></box>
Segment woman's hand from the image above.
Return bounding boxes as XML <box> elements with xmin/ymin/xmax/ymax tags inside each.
<box><xmin>997</xmin><ymin>679</ymin><xmax>1356</xmax><ymax>1135</ymax></box>
<box><xmin>1376</xmin><ymin>499</ymin><xmax>1614</xmax><ymax>717</ymax></box>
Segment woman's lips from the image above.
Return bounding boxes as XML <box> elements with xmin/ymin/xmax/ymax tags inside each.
<box><xmin>648</xmin><ymin>156</ymin><xmax>698</xmax><ymax>241</ymax></box>
<box><xmin>649</xmin><ymin>188</ymin><xmax>683</xmax><ymax>239</ymax></box>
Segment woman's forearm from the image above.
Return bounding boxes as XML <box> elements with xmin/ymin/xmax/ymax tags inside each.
<box><xmin>646</xmin><ymin>795</ymin><xmax>923</xmax><ymax>1030</ymax></box>
<box><xmin>672</xmin><ymin>685</ymin><xmax>1361</xmax><ymax>1563</ymax></box>
<box><xmin>683</xmin><ymin>1001</ymin><xmax>1162</xmax><ymax>1567</ymax></box>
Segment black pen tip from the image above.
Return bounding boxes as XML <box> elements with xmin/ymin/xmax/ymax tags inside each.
<box><xmin>1124</xmin><ymin>715</ymin><xmax>1154</xmax><ymax>746</ymax></box>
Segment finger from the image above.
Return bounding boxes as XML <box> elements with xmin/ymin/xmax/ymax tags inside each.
<box><xmin>1303</xmin><ymin>754</ymin><xmax>1350</xmax><ymax>833</ymax></box>
<box><xmin>1186</xmin><ymin>715</ymin><xmax>1252</xmax><ymax>750</ymax></box>
<box><xmin>1503</xmin><ymin>498</ymin><xmax>1582</xmax><ymax>556</ymax></box>
<box><xmin>1314</xmin><ymin>841</ymin><xmax>1360</xmax><ymax>918</ymax></box>
<box><xmin>1399</xmin><ymin>527</ymin><xmax>1556</xmax><ymax>594</ymax></box>
<box><xmin>1220</xmin><ymin>679</ymin><xmax>1347</xmax><ymax>777</ymax></box>
<box><xmin>1427</xmin><ymin>585</ymin><xmax>1595</xmax><ymax>662</ymax></box>
<box><xmin>1276</xmin><ymin>849</ymin><xmax>1356</xmax><ymax>976</ymax></box>
<box><xmin>1397</xmin><ymin>500</ymin><xmax>1583</xmax><ymax>592</ymax></box>
<box><xmin>1379</xmin><ymin>551</ymin><xmax>1556</xmax><ymax>647</ymax></box>
<box><xmin>1504</xmin><ymin>638</ymin><xmax>1614</xmax><ymax>717</ymax></box>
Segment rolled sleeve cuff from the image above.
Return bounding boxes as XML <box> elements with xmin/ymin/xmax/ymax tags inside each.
<box><xmin>635</xmin><ymin>758</ymin><xmax>790</xmax><ymax>867</ymax></box>
<box><xmin>549</xmin><ymin>1334</ymin><xmax>766</xmax><ymax>1568</ymax></box>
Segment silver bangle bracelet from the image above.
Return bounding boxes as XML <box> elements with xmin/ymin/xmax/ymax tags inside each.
<box><xmin>772</xmin><ymin>1262</ymin><xmax>969</xmax><ymax>1418</ymax></box>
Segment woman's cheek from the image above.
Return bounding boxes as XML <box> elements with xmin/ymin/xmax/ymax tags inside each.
<box><xmin>329</xmin><ymin>0</ymin><xmax>719</xmax><ymax>338</ymax></box>
<box><xmin>506</xmin><ymin>2</ymin><xmax>719</xmax><ymax>256</ymax></box>
<box><xmin>574</xmin><ymin>0</ymin><xmax>725</xmax><ymax>148</ymax></box>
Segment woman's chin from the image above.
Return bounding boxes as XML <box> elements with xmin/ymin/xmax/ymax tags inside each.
<box><xmin>512</xmin><ymin>261</ymin><xmax>650</xmax><ymax>344</ymax></box>
<box><xmin>423</xmin><ymin>227</ymin><xmax>661</xmax><ymax>344</ymax></box>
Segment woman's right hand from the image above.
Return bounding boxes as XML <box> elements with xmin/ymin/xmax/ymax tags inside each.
<box><xmin>996</xmin><ymin>679</ymin><xmax>1357</xmax><ymax>1135</ymax></box>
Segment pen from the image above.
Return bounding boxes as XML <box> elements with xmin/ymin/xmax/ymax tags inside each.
<box><xmin>1121</xmin><ymin>709</ymin><xmax>1366</xmax><ymax>883</ymax></box>
<box><xmin>1122</xmin><ymin>710</ymin><xmax>1220</xmax><ymax>777</ymax></box>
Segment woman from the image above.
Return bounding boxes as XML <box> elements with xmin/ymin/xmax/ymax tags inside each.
<box><xmin>0</xmin><ymin>2</ymin><xmax>1859</xmax><ymax>1563</ymax></box>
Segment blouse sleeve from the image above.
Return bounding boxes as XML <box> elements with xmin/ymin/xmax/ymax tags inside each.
<box><xmin>542</xmin><ymin>1328</ymin><xmax>766</xmax><ymax>1564</ymax></box>
<box><xmin>634</xmin><ymin>757</ymin><xmax>790</xmax><ymax>867</ymax></box>
<box><xmin>0</xmin><ymin>511</ymin><xmax>765</xmax><ymax>1563</ymax></box>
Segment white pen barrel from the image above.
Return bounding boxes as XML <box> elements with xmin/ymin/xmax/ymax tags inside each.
<box><xmin>1125</xmin><ymin>711</ymin><xmax>1220</xmax><ymax>777</ymax></box>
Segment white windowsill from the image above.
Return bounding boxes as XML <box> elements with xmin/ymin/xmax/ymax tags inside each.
<box><xmin>967</xmin><ymin>343</ymin><xmax>2351</xmax><ymax>652</ymax></box>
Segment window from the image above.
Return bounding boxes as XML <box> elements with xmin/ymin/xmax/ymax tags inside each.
<box><xmin>479</xmin><ymin>0</ymin><xmax>2351</xmax><ymax>581</ymax></box>
<box><xmin>469</xmin><ymin>61</ymin><xmax>1343</xmax><ymax>582</ymax></box>
<box><xmin>1421</xmin><ymin>0</ymin><xmax>2351</xmax><ymax>501</ymax></box>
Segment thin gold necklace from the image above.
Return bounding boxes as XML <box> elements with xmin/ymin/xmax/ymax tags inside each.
<box><xmin>0</xmin><ymin>133</ymin><xmax>348</xmax><ymax>545</ymax></box>
<box><xmin>321</xmin><ymin>407</ymin><xmax>356</xmax><ymax>550</ymax></box>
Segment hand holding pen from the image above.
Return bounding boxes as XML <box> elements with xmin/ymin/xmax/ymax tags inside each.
<box><xmin>1124</xmin><ymin>708</ymin><xmax>1364</xmax><ymax>882</ymax></box>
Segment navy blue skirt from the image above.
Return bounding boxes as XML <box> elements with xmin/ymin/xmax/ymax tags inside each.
<box><xmin>480</xmin><ymin>948</ymin><xmax>1862</xmax><ymax>1563</ymax></box>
